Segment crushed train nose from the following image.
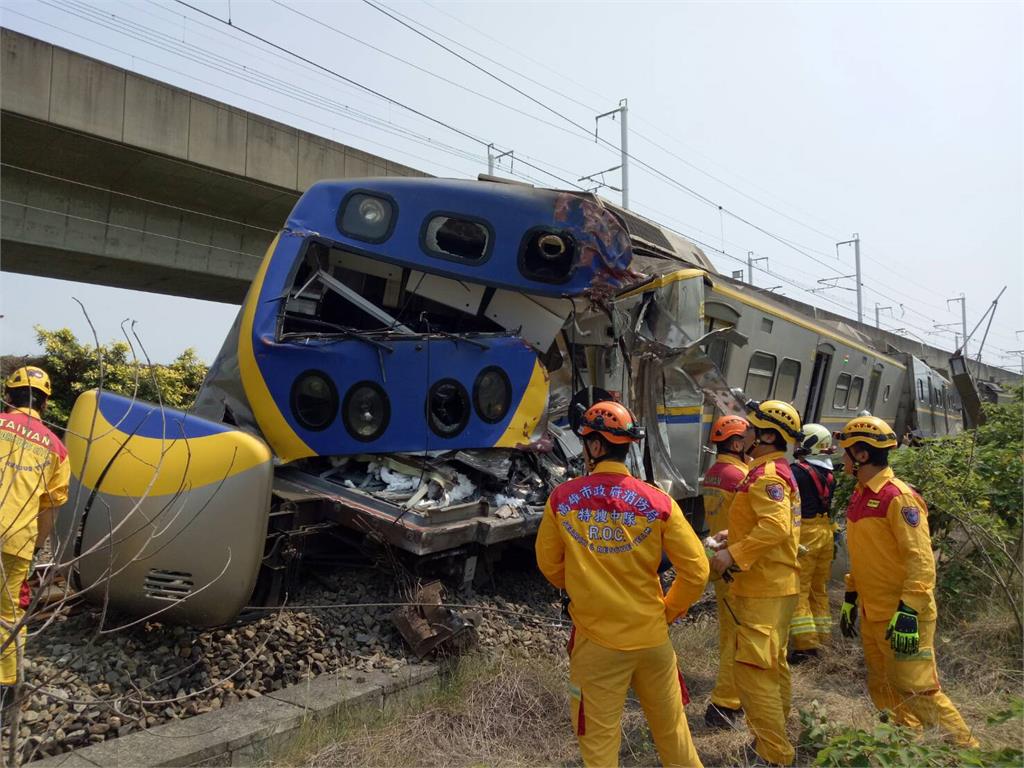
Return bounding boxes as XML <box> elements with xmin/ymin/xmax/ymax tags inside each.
<box><xmin>391</xmin><ymin>581</ymin><xmax>478</xmax><ymax>658</ymax></box>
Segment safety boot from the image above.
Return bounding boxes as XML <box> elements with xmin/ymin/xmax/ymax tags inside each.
<box><xmin>786</xmin><ymin>648</ymin><xmax>819</xmax><ymax>665</ymax></box>
<box><xmin>704</xmin><ymin>701</ymin><xmax>743</xmax><ymax>730</ymax></box>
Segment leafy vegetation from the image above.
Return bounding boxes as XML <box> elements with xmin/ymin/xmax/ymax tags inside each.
<box><xmin>799</xmin><ymin>700</ymin><xmax>1024</xmax><ymax>767</ymax></box>
<box><xmin>3</xmin><ymin>326</ymin><xmax>209</xmax><ymax>430</ymax></box>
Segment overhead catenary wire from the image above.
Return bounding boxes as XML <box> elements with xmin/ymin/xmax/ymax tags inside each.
<box><xmin>168</xmin><ymin>0</ymin><xmax>585</xmax><ymax>190</ymax></box>
<box><xmin>15</xmin><ymin>2</ymin><xmax>1022</xmax><ymax>357</ymax></box>
<box><xmin>364</xmin><ymin>0</ymin><xmax>1021</xmax><ymax>348</ymax></box>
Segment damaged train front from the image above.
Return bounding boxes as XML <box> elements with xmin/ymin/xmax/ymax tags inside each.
<box><xmin>193</xmin><ymin>178</ymin><xmax>641</xmax><ymax>593</ymax></box>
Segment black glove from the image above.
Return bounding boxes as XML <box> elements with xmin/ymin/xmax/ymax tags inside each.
<box><xmin>886</xmin><ymin>601</ymin><xmax>919</xmax><ymax>655</ymax></box>
<box><xmin>839</xmin><ymin>591</ymin><xmax>858</xmax><ymax>638</ymax></box>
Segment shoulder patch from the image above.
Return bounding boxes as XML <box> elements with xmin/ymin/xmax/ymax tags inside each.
<box><xmin>901</xmin><ymin>506</ymin><xmax>921</xmax><ymax>527</ymax></box>
<box><xmin>766</xmin><ymin>483</ymin><xmax>785</xmax><ymax>501</ymax></box>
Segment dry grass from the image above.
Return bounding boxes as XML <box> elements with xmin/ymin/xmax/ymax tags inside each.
<box><xmin>270</xmin><ymin>588</ymin><xmax>1023</xmax><ymax>768</ymax></box>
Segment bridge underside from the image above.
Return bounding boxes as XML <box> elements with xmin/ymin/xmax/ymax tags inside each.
<box><xmin>1</xmin><ymin>111</ymin><xmax>295</xmax><ymax>303</ymax></box>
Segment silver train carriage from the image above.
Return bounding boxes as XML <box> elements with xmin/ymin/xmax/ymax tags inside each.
<box><xmin>56</xmin><ymin>176</ymin><xmax>966</xmax><ymax>626</ymax></box>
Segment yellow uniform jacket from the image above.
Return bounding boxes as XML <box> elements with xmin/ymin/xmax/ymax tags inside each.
<box><xmin>844</xmin><ymin>467</ymin><xmax>937</xmax><ymax>621</ymax></box>
<box><xmin>702</xmin><ymin>454</ymin><xmax>749</xmax><ymax>536</ymax></box>
<box><xmin>0</xmin><ymin>407</ymin><xmax>70</xmax><ymax>558</ymax></box>
<box><xmin>535</xmin><ymin>460</ymin><xmax>708</xmax><ymax>651</ymax></box>
<box><xmin>726</xmin><ymin>451</ymin><xmax>801</xmax><ymax>598</ymax></box>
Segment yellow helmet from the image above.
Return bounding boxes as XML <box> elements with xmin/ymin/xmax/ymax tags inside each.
<box><xmin>835</xmin><ymin>415</ymin><xmax>897</xmax><ymax>450</ymax></box>
<box><xmin>747</xmin><ymin>399</ymin><xmax>802</xmax><ymax>444</ymax></box>
<box><xmin>4</xmin><ymin>366</ymin><xmax>52</xmax><ymax>397</ymax></box>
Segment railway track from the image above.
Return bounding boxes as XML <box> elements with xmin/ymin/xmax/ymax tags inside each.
<box><xmin>9</xmin><ymin>551</ymin><xmax>570</xmax><ymax>763</ymax></box>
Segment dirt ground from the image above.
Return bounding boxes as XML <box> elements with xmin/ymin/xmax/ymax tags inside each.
<box><xmin>271</xmin><ymin>586</ymin><xmax>1022</xmax><ymax>768</ymax></box>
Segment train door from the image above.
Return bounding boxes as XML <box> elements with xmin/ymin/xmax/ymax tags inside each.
<box><xmin>926</xmin><ymin>378</ymin><xmax>938</xmax><ymax>434</ymax></box>
<box><xmin>940</xmin><ymin>384</ymin><xmax>950</xmax><ymax>434</ymax></box>
<box><xmin>804</xmin><ymin>343</ymin><xmax>834</xmax><ymax>423</ymax></box>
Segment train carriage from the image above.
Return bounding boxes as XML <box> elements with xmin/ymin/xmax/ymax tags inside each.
<box><xmin>58</xmin><ymin>176</ymin><xmax>972</xmax><ymax>627</ymax></box>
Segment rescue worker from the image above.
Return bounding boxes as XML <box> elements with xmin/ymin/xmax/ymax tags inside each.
<box><xmin>701</xmin><ymin>414</ymin><xmax>753</xmax><ymax>730</ymax></box>
<box><xmin>836</xmin><ymin>415</ymin><xmax>977</xmax><ymax>746</ymax></box>
<box><xmin>0</xmin><ymin>367</ymin><xmax>69</xmax><ymax>709</ymax></box>
<box><xmin>787</xmin><ymin>424</ymin><xmax>837</xmax><ymax>663</ymax></box>
<box><xmin>536</xmin><ymin>401</ymin><xmax>708</xmax><ymax>767</ymax></box>
<box><xmin>709</xmin><ymin>400</ymin><xmax>801</xmax><ymax>766</ymax></box>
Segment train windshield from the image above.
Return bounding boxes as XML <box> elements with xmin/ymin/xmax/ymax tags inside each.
<box><xmin>280</xmin><ymin>240</ymin><xmax>506</xmax><ymax>338</ymax></box>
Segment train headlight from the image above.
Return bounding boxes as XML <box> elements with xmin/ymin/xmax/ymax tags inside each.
<box><xmin>427</xmin><ymin>379</ymin><xmax>470</xmax><ymax>438</ymax></box>
<box><xmin>338</xmin><ymin>192</ymin><xmax>395</xmax><ymax>243</ymax></box>
<box><xmin>342</xmin><ymin>382</ymin><xmax>390</xmax><ymax>442</ymax></box>
<box><xmin>473</xmin><ymin>367</ymin><xmax>512</xmax><ymax>423</ymax></box>
<box><xmin>290</xmin><ymin>371</ymin><xmax>339</xmax><ymax>431</ymax></box>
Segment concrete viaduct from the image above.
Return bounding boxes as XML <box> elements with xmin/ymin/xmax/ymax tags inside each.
<box><xmin>0</xmin><ymin>28</ymin><xmax>427</xmax><ymax>304</ymax></box>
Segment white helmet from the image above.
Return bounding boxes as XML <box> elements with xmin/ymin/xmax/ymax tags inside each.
<box><xmin>798</xmin><ymin>423</ymin><xmax>834</xmax><ymax>457</ymax></box>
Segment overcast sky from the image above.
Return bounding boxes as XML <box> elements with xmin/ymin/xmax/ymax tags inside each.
<box><xmin>1</xmin><ymin>0</ymin><xmax>1021</xmax><ymax>369</ymax></box>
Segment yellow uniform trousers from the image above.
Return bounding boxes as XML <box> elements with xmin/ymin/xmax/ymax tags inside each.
<box><xmin>569</xmin><ymin>632</ymin><xmax>702</xmax><ymax>767</ymax></box>
<box><xmin>789</xmin><ymin>519</ymin><xmax>834</xmax><ymax>651</ymax></box>
<box><xmin>0</xmin><ymin>553</ymin><xmax>31</xmax><ymax>686</ymax></box>
<box><xmin>732</xmin><ymin>594</ymin><xmax>798</xmax><ymax>766</ymax></box>
<box><xmin>860</xmin><ymin>617</ymin><xmax>977</xmax><ymax>747</ymax></box>
<box><xmin>710</xmin><ymin>578</ymin><xmax>740</xmax><ymax>710</ymax></box>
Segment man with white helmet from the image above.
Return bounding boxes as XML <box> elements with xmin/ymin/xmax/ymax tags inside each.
<box><xmin>0</xmin><ymin>366</ymin><xmax>69</xmax><ymax>711</ymax></box>
<box><xmin>787</xmin><ymin>424</ymin><xmax>838</xmax><ymax>663</ymax></box>
<box><xmin>709</xmin><ymin>399</ymin><xmax>802</xmax><ymax>766</ymax></box>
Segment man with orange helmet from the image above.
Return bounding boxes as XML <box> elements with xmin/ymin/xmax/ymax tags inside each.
<box><xmin>709</xmin><ymin>399</ymin><xmax>802</xmax><ymax>766</ymax></box>
<box><xmin>836</xmin><ymin>415</ymin><xmax>976</xmax><ymax>746</ymax></box>
<box><xmin>701</xmin><ymin>414</ymin><xmax>752</xmax><ymax>730</ymax></box>
<box><xmin>1</xmin><ymin>367</ymin><xmax>69</xmax><ymax>711</ymax></box>
<box><xmin>536</xmin><ymin>401</ymin><xmax>708</xmax><ymax>767</ymax></box>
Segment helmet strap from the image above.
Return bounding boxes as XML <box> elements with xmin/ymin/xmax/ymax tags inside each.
<box><xmin>845</xmin><ymin>447</ymin><xmax>862</xmax><ymax>474</ymax></box>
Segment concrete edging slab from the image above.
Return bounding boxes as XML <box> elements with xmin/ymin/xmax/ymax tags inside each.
<box><xmin>31</xmin><ymin>663</ymin><xmax>438</xmax><ymax>767</ymax></box>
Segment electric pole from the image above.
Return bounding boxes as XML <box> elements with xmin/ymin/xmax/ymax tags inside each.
<box><xmin>947</xmin><ymin>294</ymin><xmax>967</xmax><ymax>359</ymax></box>
<box><xmin>593</xmin><ymin>99</ymin><xmax>629</xmax><ymax>209</ymax></box>
<box><xmin>875</xmin><ymin>303</ymin><xmax>893</xmax><ymax>329</ymax></box>
<box><xmin>486</xmin><ymin>144</ymin><xmax>514</xmax><ymax>175</ymax></box>
<box><xmin>747</xmin><ymin>252</ymin><xmax>768</xmax><ymax>285</ymax></box>
<box><xmin>836</xmin><ymin>234</ymin><xmax>862</xmax><ymax>324</ymax></box>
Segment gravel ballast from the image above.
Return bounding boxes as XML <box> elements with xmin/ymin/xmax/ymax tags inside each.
<box><xmin>12</xmin><ymin>557</ymin><xmax>571</xmax><ymax>763</ymax></box>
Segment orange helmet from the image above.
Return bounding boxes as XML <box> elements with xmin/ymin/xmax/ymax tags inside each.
<box><xmin>711</xmin><ymin>415</ymin><xmax>749</xmax><ymax>443</ymax></box>
<box><xmin>577</xmin><ymin>401</ymin><xmax>645</xmax><ymax>444</ymax></box>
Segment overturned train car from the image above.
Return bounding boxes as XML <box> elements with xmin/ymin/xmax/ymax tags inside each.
<box><xmin>57</xmin><ymin>178</ymin><xmax>742</xmax><ymax>626</ymax></box>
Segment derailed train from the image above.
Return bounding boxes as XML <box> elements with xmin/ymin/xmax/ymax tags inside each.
<box><xmin>56</xmin><ymin>177</ymin><xmax>965</xmax><ymax>627</ymax></box>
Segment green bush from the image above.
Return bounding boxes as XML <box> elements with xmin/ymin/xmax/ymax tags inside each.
<box><xmin>26</xmin><ymin>326</ymin><xmax>208</xmax><ymax>430</ymax></box>
<box><xmin>799</xmin><ymin>700</ymin><xmax>1024</xmax><ymax>767</ymax></box>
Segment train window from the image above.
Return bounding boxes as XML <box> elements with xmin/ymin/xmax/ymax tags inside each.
<box><xmin>883</xmin><ymin>384</ymin><xmax>891</xmax><ymax>402</ymax></box>
<box><xmin>422</xmin><ymin>215</ymin><xmax>492</xmax><ymax>263</ymax></box>
<box><xmin>473</xmin><ymin>367</ymin><xmax>512</xmax><ymax>423</ymax></box>
<box><xmin>427</xmin><ymin>379</ymin><xmax>471</xmax><ymax>438</ymax></box>
<box><xmin>342</xmin><ymin>381</ymin><xmax>390</xmax><ymax>442</ymax></box>
<box><xmin>519</xmin><ymin>228</ymin><xmax>575</xmax><ymax>283</ymax></box>
<box><xmin>703</xmin><ymin>317</ymin><xmax>733</xmax><ymax>373</ymax></box>
<box><xmin>744</xmin><ymin>352</ymin><xmax>777</xmax><ymax>401</ymax></box>
<box><xmin>833</xmin><ymin>373</ymin><xmax>852</xmax><ymax>409</ymax></box>
<box><xmin>848</xmin><ymin>376</ymin><xmax>864</xmax><ymax>409</ymax></box>
<box><xmin>290</xmin><ymin>370</ymin><xmax>338</xmax><ymax>431</ymax></box>
<box><xmin>337</xmin><ymin>192</ymin><xmax>396</xmax><ymax>243</ymax></box>
<box><xmin>775</xmin><ymin>358</ymin><xmax>801</xmax><ymax>401</ymax></box>
<box><xmin>866</xmin><ymin>366</ymin><xmax>883</xmax><ymax>411</ymax></box>
<box><xmin>917</xmin><ymin>380</ymin><xmax>925</xmax><ymax>401</ymax></box>
<box><xmin>761</xmin><ymin>317</ymin><xmax>774</xmax><ymax>334</ymax></box>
